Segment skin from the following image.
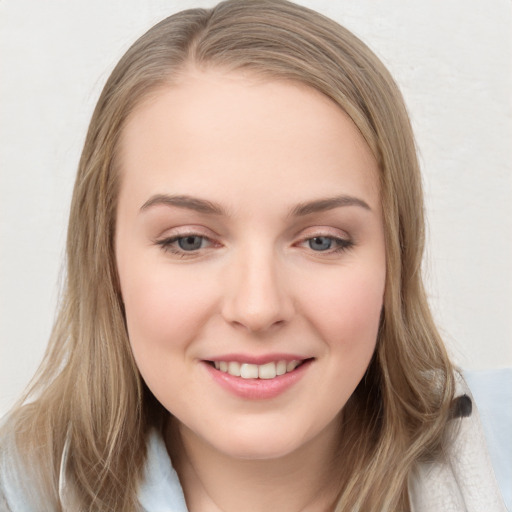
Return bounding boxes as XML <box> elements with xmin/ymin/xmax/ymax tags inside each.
<box><xmin>115</xmin><ymin>68</ymin><xmax>386</xmax><ymax>512</ymax></box>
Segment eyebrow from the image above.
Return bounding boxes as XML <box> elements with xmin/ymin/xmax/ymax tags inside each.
<box><xmin>139</xmin><ymin>193</ymin><xmax>371</xmax><ymax>216</ymax></box>
<box><xmin>290</xmin><ymin>195</ymin><xmax>371</xmax><ymax>216</ymax></box>
<box><xmin>140</xmin><ymin>194</ymin><xmax>226</xmax><ymax>215</ymax></box>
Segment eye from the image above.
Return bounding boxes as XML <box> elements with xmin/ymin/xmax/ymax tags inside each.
<box><xmin>298</xmin><ymin>235</ymin><xmax>354</xmax><ymax>254</ymax></box>
<box><xmin>308</xmin><ymin>236</ymin><xmax>335</xmax><ymax>251</ymax></box>
<box><xmin>156</xmin><ymin>233</ymin><xmax>217</xmax><ymax>256</ymax></box>
<box><xmin>176</xmin><ymin>235</ymin><xmax>206</xmax><ymax>251</ymax></box>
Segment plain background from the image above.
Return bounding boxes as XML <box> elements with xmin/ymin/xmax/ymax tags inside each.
<box><xmin>1</xmin><ymin>0</ymin><xmax>511</xmax><ymax>417</ymax></box>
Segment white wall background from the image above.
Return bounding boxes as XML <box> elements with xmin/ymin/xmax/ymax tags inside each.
<box><xmin>1</xmin><ymin>0</ymin><xmax>511</xmax><ymax>417</ymax></box>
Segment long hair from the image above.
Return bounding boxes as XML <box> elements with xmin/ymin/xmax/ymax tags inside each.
<box><xmin>1</xmin><ymin>1</ymin><xmax>455</xmax><ymax>510</ymax></box>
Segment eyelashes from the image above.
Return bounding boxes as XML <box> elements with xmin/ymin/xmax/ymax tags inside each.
<box><xmin>155</xmin><ymin>234</ymin><xmax>218</xmax><ymax>258</ymax></box>
<box><xmin>299</xmin><ymin>236</ymin><xmax>354</xmax><ymax>253</ymax></box>
<box><xmin>155</xmin><ymin>232</ymin><xmax>354</xmax><ymax>259</ymax></box>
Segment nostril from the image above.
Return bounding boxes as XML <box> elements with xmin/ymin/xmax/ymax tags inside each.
<box><xmin>220</xmin><ymin>270</ymin><xmax>295</xmax><ymax>333</ymax></box>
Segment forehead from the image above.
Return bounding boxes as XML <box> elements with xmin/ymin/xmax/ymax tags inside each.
<box><xmin>117</xmin><ymin>69</ymin><xmax>380</xmax><ymax>212</ymax></box>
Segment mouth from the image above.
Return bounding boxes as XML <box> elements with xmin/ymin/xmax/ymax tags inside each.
<box><xmin>205</xmin><ymin>358</ymin><xmax>314</xmax><ymax>380</ymax></box>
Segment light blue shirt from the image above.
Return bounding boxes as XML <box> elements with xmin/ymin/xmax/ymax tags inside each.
<box><xmin>137</xmin><ymin>430</ymin><xmax>188</xmax><ymax>512</ymax></box>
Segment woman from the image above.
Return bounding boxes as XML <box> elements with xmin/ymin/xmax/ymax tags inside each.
<box><xmin>0</xmin><ymin>1</ymin><xmax>505</xmax><ymax>510</ymax></box>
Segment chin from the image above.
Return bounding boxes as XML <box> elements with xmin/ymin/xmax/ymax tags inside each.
<box><xmin>217</xmin><ymin>436</ymin><xmax>301</xmax><ymax>461</ymax></box>
<box><xmin>201</xmin><ymin>419</ymin><xmax>321</xmax><ymax>461</ymax></box>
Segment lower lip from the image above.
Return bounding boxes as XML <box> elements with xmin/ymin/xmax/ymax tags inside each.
<box><xmin>202</xmin><ymin>360</ymin><xmax>312</xmax><ymax>400</ymax></box>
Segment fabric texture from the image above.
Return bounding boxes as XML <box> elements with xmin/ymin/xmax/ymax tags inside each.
<box><xmin>0</xmin><ymin>376</ymin><xmax>507</xmax><ymax>511</ymax></box>
<box><xmin>408</xmin><ymin>374</ymin><xmax>507</xmax><ymax>511</ymax></box>
<box><xmin>464</xmin><ymin>367</ymin><xmax>512</xmax><ymax>510</ymax></box>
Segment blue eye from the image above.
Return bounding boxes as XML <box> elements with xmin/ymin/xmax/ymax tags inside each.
<box><xmin>156</xmin><ymin>234</ymin><xmax>212</xmax><ymax>256</ymax></box>
<box><xmin>308</xmin><ymin>236</ymin><xmax>334</xmax><ymax>251</ymax></box>
<box><xmin>177</xmin><ymin>236</ymin><xmax>205</xmax><ymax>251</ymax></box>
<box><xmin>300</xmin><ymin>235</ymin><xmax>354</xmax><ymax>254</ymax></box>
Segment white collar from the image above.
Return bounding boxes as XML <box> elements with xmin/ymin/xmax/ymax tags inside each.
<box><xmin>138</xmin><ymin>429</ymin><xmax>189</xmax><ymax>511</ymax></box>
<box><xmin>58</xmin><ymin>429</ymin><xmax>188</xmax><ymax>512</ymax></box>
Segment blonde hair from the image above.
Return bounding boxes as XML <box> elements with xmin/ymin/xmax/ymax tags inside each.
<box><xmin>2</xmin><ymin>1</ymin><xmax>455</xmax><ymax>510</ymax></box>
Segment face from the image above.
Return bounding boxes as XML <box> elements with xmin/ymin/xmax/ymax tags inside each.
<box><xmin>115</xmin><ymin>69</ymin><xmax>386</xmax><ymax>460</ymax></box>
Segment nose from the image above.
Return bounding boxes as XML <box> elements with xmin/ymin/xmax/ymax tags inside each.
<box><xmin>221</xmin><ymin>246</ymin><xmax>295</xmax><ymax>333</ymax></box>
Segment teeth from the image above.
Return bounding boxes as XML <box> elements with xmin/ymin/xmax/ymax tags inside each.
<box><xmin>258</xmin><ymin>362</ymin><xmax>276</xmax><ymax>379</ymax></box>
<box><xmin>287</xmin><ymin>360</ymin><xmax>299</xmax><ymax>372</ymax></box>
<box><xmin>276</xmin><ymin>360</ymin><xmax>287</xmax><ymax>376</ymax></box>
<box><xmin>213</xmin><ymin>359</ymin><xmax>303</xmax><ymax>379</ymax></box>
<box><xmin>240</xmin><ymin>363</ymin><xmax>259</xmax><ymax>379</ymax></box>
<box><xmin>228</xmin><ymin>361</ymin><xmax>241</xmax><ymax>377</ymax></box>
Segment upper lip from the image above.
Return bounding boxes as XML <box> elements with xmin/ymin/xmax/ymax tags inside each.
<box><xmin>203</xmin><ymin>353</ymin><xmax>313</xmax><ymax>365</ymax></box>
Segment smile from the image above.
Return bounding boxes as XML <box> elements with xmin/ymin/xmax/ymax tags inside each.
<box><xmin>211</xmin><ymin>360</ymin><xmax>304</xmax><ymax>379</ymax></box>
<box><xmin>202</xmin><ymin>355</ymin><xmax>314</xmax><ymax>399</ymax></box>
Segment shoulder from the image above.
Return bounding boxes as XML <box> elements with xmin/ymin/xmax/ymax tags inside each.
<box><xmin>409</xmin><ymin>373</ymin><xmax>507</xmax><ymax>512</ymax></box>
<box><xmin>137</xmin><ymin>428</ymin><xmax>188</xmax><ymax>512</ymax></box>
<box><xmin>0</xmin><ymin>408</ymin><xmax>67</xmax><ymax>512</ymax></box>
<box><xmin>0</xmin><ymin>418</ymin><xmax>188</xmax><ymax>512</ymax></box>
<box><xmin>0</xmin><ymin>418</ymin><xmax>45</xmax><ymax>512</ymax></box>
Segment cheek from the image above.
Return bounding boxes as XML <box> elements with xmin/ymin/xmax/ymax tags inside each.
<box><xmin>301</xmin><ymin>268</ymin><xmax>385</xmax><ymax>351</ymax></box>
<box><xmin>120</xmin><ymin>263</ymin><xmax>216</xmax><ymax>355</ymax></box>
<box><xmin>119</xmin><ymin>265</ymin><xmax>218</xmax><ymax>409</ymax></box>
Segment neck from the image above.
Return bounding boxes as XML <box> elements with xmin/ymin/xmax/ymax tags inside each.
<box><xmin>165</xmin><ymin>417</ymin><xmax>341</xmax><ymax>512</ymax></box>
